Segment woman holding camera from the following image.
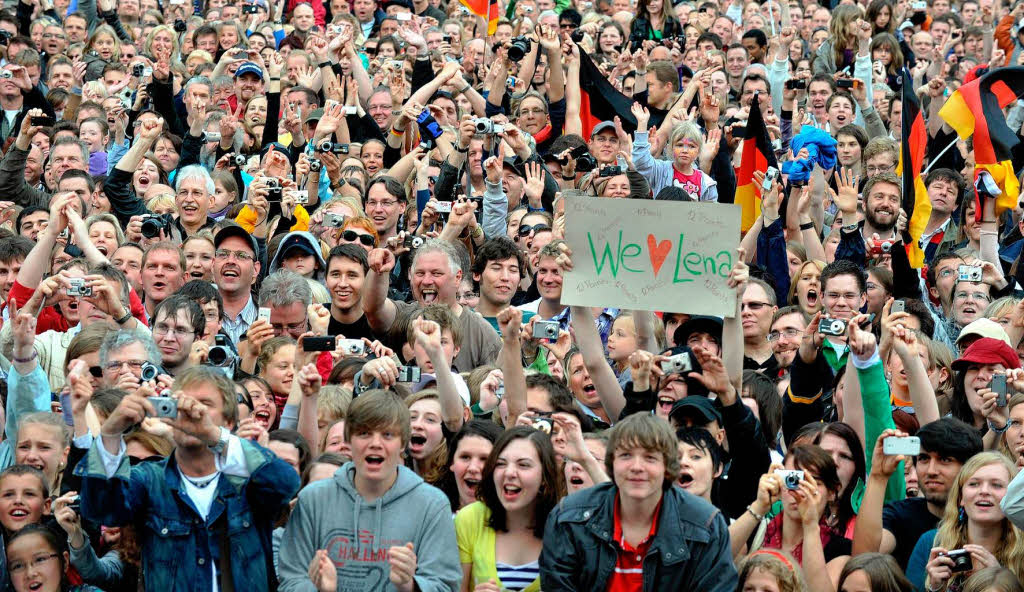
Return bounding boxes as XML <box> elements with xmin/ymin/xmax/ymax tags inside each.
<box><xmin>729</xmin><ymin>445</ymin><xmax>851</xmax><ymax>592</ymax></box>
<box><xmin>906</xmin><ymin>452</ymin><xmax>1024</xmax><ymax>592</ymax></box>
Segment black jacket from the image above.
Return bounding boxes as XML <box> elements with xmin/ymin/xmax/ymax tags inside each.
<box><xmin>540</xmin><ymin>482</ymin><xmax>737</xmax><ymax>592</ymax></box>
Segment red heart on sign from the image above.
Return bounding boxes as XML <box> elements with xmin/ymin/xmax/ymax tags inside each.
<box><xmin>647</xmin><ymin>235</ymin><xmax>672</xmax><ymax>276</ymax></box>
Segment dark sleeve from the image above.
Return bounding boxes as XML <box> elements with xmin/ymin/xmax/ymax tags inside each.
<box><xmin>709</xmin><ymin>143</ymin><xmax>736</xmax><ymax>204</ymax></box>
<box><xmin>783</xmin><ymin>353</ymin><xmax>830</xmax><ymax>446</ymax></box>
<box><xmin>891</xmin><ymin>241</ymin><xmax>924</xmax><ymax>299</ymax></box>
<box><xmin>0</xmin><ymin>145</ymin><xmax>49</xmax><ymax>208</ymax></box>
<box><xmin>383</xmin><ymin>143</ymin><xmax>403</xmax><ymax>168</ymax></box>
<box><xmin>717</xmin><ymin>399</ymin><xmax>772</xmax><ymax>519</ymax></box>
<box><xmin>687</xmin><ymin>509</ymin><xmax>740</xmax><ymax>592</ymax></box>
<box><xmin>348</xmin><ymin>113</ymin><xmax>385</xmax><ymax>144</ymax></box>
<box><xmin>927</xmin><ymin>126</ymin><xmax>964</xmax><ymax>174</ymax></box>
<box><xmin>260</xmin><ymin>91</ymin><xmax>280</xmax><ymax>148</ymax></box>
<box><xmin>539</xmin><ymin>503</ymin><xmax>581</xmax><ymax>591</ymax></box>
<box><xmin>100</xmin><ymin>8</ymin><xmax>132</xmax><ymax>42</ymax></box>
<box><xmin>148</xmin><ymin>78</ymin><xmax>184</xmax><ymax>138</ymax></box>
<box><xmin>626</xmin><ymin>169</ymin><xmax>651</xmax><ymax>199</ymax></box>
<box><xmin>410</xmin><ymin>57</ymin><xmax>435</xmax><ymax>94</ymax></box>
<box><xmin>618</xmin><ymin>381</ymin><xmax>655</xmax><ymax>420</ymax></box>
<box><xmin>434</xmin><ymin>158</ymin><xmax>463</xmax><ymax>202</ymax></box>
<box><xmin>835</xmin><ymin>226</ymin><xmax>868</xmax><ymax>267</ymax></box>
<box><xmin>21</xmin><ymin>86</ymin><xmax>56</xmax><ymax>120</ymax></box>
<box><xmin>484</xmin><ymin>100</ymin><xmax>506</xmax><ymax>117</ymax></box>
<box><xmin>106</xmin><ymin>166</ymin><xmax>151</xmax><ymax>228</ymax></box>
<box><xmin>174</xmin><ymin>132</ymin><xmax>204</xmax><ymax>172</ymax></box>
<box><xmin>756</xmin><ymin>216</ymin><xmax>791</xmax><ymax>305</ymax></box>
<box><xmin>16</xmin><ymin>0</ymin><xmax>31</xmax><ymax>36</ymax></box>
<box><xmin>548</xmin><ymin>97</ymin><xmax>566</xmax><ymax>140</ymax></box>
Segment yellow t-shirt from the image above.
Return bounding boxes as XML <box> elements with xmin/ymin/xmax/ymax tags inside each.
<box><xmin>454</xmin><ymin>502</ymin><xmax>541</xmax><ymax>592</ymax></box>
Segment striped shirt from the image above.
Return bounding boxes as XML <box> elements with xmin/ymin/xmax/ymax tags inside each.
<box><xmin>494</xmin><ymin>560</ymin><xmax>539</xmax><ymax>591</ymax></box>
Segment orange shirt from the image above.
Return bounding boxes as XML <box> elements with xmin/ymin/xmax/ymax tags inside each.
<box><xmin>606</xmin><ymin>495</ymin><xmax>662</xmax><ymax>592</ymax></box>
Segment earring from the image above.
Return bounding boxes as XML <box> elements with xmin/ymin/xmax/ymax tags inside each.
<box><xmin>958</xmin><ymin>506</ymin><xmax>967</xmax><ymax>524</ymax></box>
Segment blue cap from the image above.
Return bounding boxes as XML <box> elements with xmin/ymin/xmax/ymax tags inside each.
<box><xmin>234</xmin><ymin>61</ymin><xmax>264</xmax><ymax>80</ymax></box>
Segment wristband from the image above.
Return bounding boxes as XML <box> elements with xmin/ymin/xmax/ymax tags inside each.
<box><xmin>115</xmin><ymin>310</ymin><xmax>133</xmax><ymax>325</ymax></box>
<box><xmin>390</xmin><ymin>127</ymin><xmax>405</xmax><ymax>137</ymax></box>
<box><xmin>318</xmin><ymin>61</ymin><xmax>332</xmax><ymax>69</ymax></box>
<box><xmin>799</xmin><ymin>221</ymin><xmax>815</xmax><ymax>231</ymax></box>
<box><xmin>458</xmin><ymin>84</ymin><xmax>471</xmax><ymax>94</ymax></box>
<box><xmin>13</xmin><ymin>350</ymin><xmax>37</xmax><ymax>363</ymax></box>
<box><xmin>988</xmin><ymin>418</ymin><xmax>1010</xmax><ymax>434</ymax></box>
<box><xmin>746</xmin><ymin>505</ymin><xmax>764</xmax><ymax>521</ymax></box>
<box><xmin>453</xmin><ymin>144</ymin><xmax>469</xmax><ymax>153</ymax></box>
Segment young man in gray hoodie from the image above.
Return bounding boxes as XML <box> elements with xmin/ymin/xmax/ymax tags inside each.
<box><xmin>278</xmin><ymin>389</ymin><xmax>462</xmax><ymax>592</ymax></box>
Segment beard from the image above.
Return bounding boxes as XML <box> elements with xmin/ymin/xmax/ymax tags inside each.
<box><xmin>865</xmin><ymin>206</ymin><xmax>897</xmax><ymax>233</ymax></box>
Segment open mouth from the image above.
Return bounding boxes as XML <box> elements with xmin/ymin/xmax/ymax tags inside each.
<box><xmin>569</xmin><ymin>475</ymin><xmax>585</xmax><ymax>486</ymax></box>
<box><xmin>190</xmin><ymin>271</ymin><xmax>204</xmax><ymax>278</ymax></box>
<box><xmin>27</xmin><ymin>582</ymin><xmax>43</xmax><ymax>591</ymax></box>
<box><xmin>678</xmin><ymin>472</ymin><xmax>694</xmax><ymax>487</ymax></box>
<box><xmin>420</xmin><ymin>289</ymin><xmax>438</xmax><ymax>303</ymax></box>
<box><xmin>583</xmin><ymin>384</ymin><xmax>596</xmax><ymax>395</ymax></box>
<box><xmin>409</xmin><ymin>434</ymin><xmax>427</xmax><ymax>452</ymax></box>
<box><xmin>502</xmin><ymin>484</ymin><xmax>522</xmax><ymax>501</ymax></box>
<box><xmin>137</xmin><ymin>177</ymin><xmax>151</xmax><ymax>189</ymax></box>
<box><xmin>806</xmin><ymin>289</ymin><xmax>818</xmax><ymax>306</ymax></box>
<box><xmin>254</xmin><ymin>409</ymin><xmax>271</xmax><ymax>425</ymax></box>
<box><xmin>97</xmin><ymin>245</ymin><xmax>108</xmax><ymax>256</ymax></box>
<box><xmin>365</xmin><ymin>455</ymin><xmax>385</xmax><ymax>467</ymax></box>
<box><xmin>152</xmin><ymin>281</ymin><xmax>167</xmax><ymax>292</ymax></box>
<box><xmin>9</xmin><ymin>509</ymin><xmax>28</xmax><ymax>519</ymax></box>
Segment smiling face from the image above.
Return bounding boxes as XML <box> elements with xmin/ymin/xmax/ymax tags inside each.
<box><xmin>770</xmin><ymin>312</ymin><xmax>806</xmax><ymax>368</ymax></box>
<box><xmin>213</xmin><ymin>236</ymin><xmax>260</xmax><ymax>297</ymax></box>
<box><xmin>7</xmin><ymin>531</ymin><xmax>64</xmax><ymax>592</ymax></box>
<box><xmin>262</xmin><ymin>344</ymin><xmax>296</xmax><ymax>396</ymax></box>
<box><xmin>613</xmin><ymin>444</ymin><xmax>666</xmax><ymax>505</ymax></box>
<box><xmin>865</xmin><ymin>181</ymin><xmax>901</xmax><ymax>232</ymax></box>
<box><xmin>961</xmin><ymin>462</ymin><xmax>1010</xmax><ymax>525</ymax></box>
<box><xmin>326</xmin><ymin>255</ymin><xmax>365</xmax><ymax>313</ymax></box>
<box><xmin>452</xmin><ymin>435</ymin><xmax>493</xmax><ymax>508</ymax></box>
<box><xmin>244</xmin><ymin>378</ymin><xmax>276</xmax><ymax>430</ymax></box>
<box><xmin>183</xmin><ymin>238</ymin><xmax>215</xmax><ymax>280</ymax></box>
<box><xmin>476</xmin><ymin>256</ymin><xmax>520</xmax><ymax>310</ymax></box>
<box><xmin>493</xmin><ymin>437</ymin><xmax>544</xmax><ymax>514</ymax></box>
<box><xmin>606</xmin><ymin>316</ymin><xmax>637</xmax><ymax>364</ymax></box>
<box><xmin>822</xmin><ymin>273</ymin><xmax>865</xmax><ymax>321</ymax></box>
<box><xmin>0</xmin><ymin>474</ymin><xmax>48</xmax><ymax>534</ymax></box>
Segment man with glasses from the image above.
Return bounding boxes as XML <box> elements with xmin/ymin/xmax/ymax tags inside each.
<box><xmin>864</xmin><ymin>137</ymin><xmax>898</xmax><ymax>177</ymax></box>
<box><xmin>325</xmin><ymin>244</ymin><xmax>375</xmax><ymax>340</ymax></box>
<box><xmin>151</xmin><ymin>295</ymin><xmax>205</xmax><ymax>377</ymax></box>
<box><xmin>950</xmin><ymin>279</ymin><xmax>994</xmax><ymax>343</ymax></box>
<box><xmin>740</xmin><ymin>278</ymin><xmax>778</xmax><ymax>373</ymax></box>
<box><xmin>212</xmin><ymin>225</ymin><xmax>261</xmax><ymax>345</ymax></box>
<box><xmin>258</xmin><ymin>270</ymin><xmax>313</xmax><ymax>340</ymax></box>
<box><xmin>767</xmin><ymin>305</ymin><xmax>807</xmax><ymax>378</ymax></box>
<box><xmin>364</xmin><ymin>176</ymin><xmax>406</xmax><ymax>246</ymax></box>
<box><xmin>99</xmin><ymin>329</ymin><xmax>165</xmax><ymax>391</ymax></box>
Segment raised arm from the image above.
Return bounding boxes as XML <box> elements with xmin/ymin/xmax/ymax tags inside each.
<box><xmin>363</xmin><ymin>248</ymin><xmax>400</xmax><ymax>334</ymax></box>
<box><xmin>412</xmin><ymin>318</ymin><xmax>465</xmax><ymax>432</ymax></box>
<box><xmin>497</xmin><ymin>307</ymin><xmax>528</xmax><ymax>424</ymax></box>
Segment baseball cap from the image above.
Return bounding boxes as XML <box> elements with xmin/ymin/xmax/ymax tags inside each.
<box><xmin>669</xmin><ymin>396</ymin><xmax>722</xmax><ymax>426</ymax></box>
<box><xmin>952</xmin><ymin>337</ymin><xmax>1021</xmax><ymax>372</ymax></box>
<box><xmin>234</xmin><ymin>61</ymin><xmax>264</xmax><ymax>80</ymax></box>
<box><xmin>304</xmin><ymin>108</ymin><xmax>324</xmax><ymax>125</ymax></box>
<box><xmin>590</xmin><ymin>121</ymin><xmax>616</xmax><ymax>137</ymax></box>
<box><xmin>955</xmin><ymin>318</ymin><xmax>1011</xmax><ymax>348</ymax></box>
<box><xmin>214</xmin><ymin>224</ymin><xmax>259</xmax><ymax>257</ymax></box>
<box><xmin>278</xmin><ymin>233</ymin><xmax>318</xmax><ymax>259</ymax></box>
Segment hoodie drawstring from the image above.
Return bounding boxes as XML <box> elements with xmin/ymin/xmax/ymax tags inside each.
<box><xmin>374</xmin><ymin>498</ymin><xmax>383</xmax><ymax>555</ymax></box>
<box><xmin>353</xmin><ymin>497</ymin><xmax>362</xmax><ymax>557</ymax></box>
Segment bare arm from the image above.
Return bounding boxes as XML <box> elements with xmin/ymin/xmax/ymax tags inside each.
<box><xmin>497</xmin><ymin>307</ymin><xmax>528</xmax><ymax>424</ymax></box>
<box><xmin>363</xmin><ymin>249</ymin><xmax>400</xmax><ymax>334</ymax></box>
<box><xmin>570</xmin><ymin>305</ymin><xmax>625</xmax><ymax>421</ymax></box>
<box><xmin>413</xmin><ymin>319</ymin><xmax>465</xmax><ymax>432</ymax></box>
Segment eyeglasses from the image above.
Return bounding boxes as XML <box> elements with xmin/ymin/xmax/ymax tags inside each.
<box><xmin>153</xmin><ymin>323</ymin><xmax>196</xmax><ymax>340</ymax></box>
<box><xmin>215</xmin><ymin>249</ymin><xmax>255</xmax><ymax>262</ymax></box>
<box><xmin>342</xmin><ymin>230</ymin><xmax>376</xmax><ymax>247</ymax></box>
<box><xmin>767</xmin><ymin>328</ymin><xmax>802</xmax><ymax>342</ymax></box>
<box><xmin>518</xmin><ymin>224</ymin><xmax>551</xmax><ymax>237</ymax></box>
<box><xmin>9</xmin><ymin>553</ymin><xmax>59</xmax><ymax>574</ymax></box>
<box><xmin>954</xmin><ymin>291</ymin><xmax>991</xmax><ymax>303</ymax></box>
<box><xmin>272</xmin><ymin>318</ymin><xmax>309</xmax><ymax>333</ymax></box>
<box><xmin>365</xmin><ymin>199</ymin><xmax>399</xmax><ymax>210</ymax></box>
<box><xmin>103</xmin><ymin>360</ymin><xmax>147</xmax><ymax>372</ymax></box>
<box><xmin>865</xmin><ymin>164</ymin><xmax>895</xmax><ymax>175</ymax></box>
<box><xmin>457</xmin><ymin>291</ymin><xmax>478</xmax><ymax>300</ymax></box>
<box><xmin>741</xmin><ymin>301</ymin><xmax>772</xmax><ymax>311</ymax></box>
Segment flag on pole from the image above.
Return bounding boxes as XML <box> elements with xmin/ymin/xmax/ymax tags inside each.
<box><xmin>735</xmin><ymin>96</ymin><xmax>777</xmax><ymax>232</ymax></box>
<box><xmin>896</xmin><ymin>67</ymin><xmax>931</xmax><ymax>268</ymax></box>
<box><xmin>577</xmin><ymin>48</ymin><xmax>666</xmax><ymax>138</ymax></box>
<box><xmin>459</xmin><ymin>0</ymin><xmax>500</xmax><ymax>35</ymax></box>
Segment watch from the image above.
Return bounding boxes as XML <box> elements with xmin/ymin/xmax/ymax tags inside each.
<box><xmin>208</xmin><ymin>426</ymin><xmax>231</xmax><ymax>454</ymax></box>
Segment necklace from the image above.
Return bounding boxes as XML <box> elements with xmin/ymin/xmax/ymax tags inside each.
<box><xmin>181</xmin><ymin>470</ymin><xmax>219</xmax><ymax>489</ymax></box>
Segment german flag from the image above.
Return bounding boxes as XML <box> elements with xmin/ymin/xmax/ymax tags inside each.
<box><xmin>735</xmin><ymin>97</ymin><xmax>777</xmax><ymax>232</ymax></box>
<box><xmin>577</xmin><ymin>47</ymin><xmax>666</xmax><ymax>138</ymax></box>
<box><xmin>459</xmin><ymin>0</ymin><xmax>500</xmax><ymax>34</ymax></box>
<box><xmin>939</xmin><ymin>66</ymin><xmax>1024</xmax><ymax>223</ymax></box>
<box><xmin>896</xmin><ymin>67</ymin><xmax>931</xmax><ymax>268</ymax></box>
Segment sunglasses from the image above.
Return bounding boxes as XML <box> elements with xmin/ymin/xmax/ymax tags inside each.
<box><xmin>342</xmin><ymin>229</ymin><xmax>376</xmax><ymax>247</ymax></box>
<box><xmin>518</xmin><ymin>224</ymin><xmax>551</xmax><ymax>237</ymax></box>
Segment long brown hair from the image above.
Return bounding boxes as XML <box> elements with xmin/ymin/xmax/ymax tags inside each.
<box><xmin>478</xmin><ymin>427</ymin><xmax>565</xmax><ymax>539</ymax></box>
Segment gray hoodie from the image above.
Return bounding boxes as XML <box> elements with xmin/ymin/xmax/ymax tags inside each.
<box><xmin>278</xmin><ymin>463</ymin><xmax>461</xmax><ymax>592</ymax></box>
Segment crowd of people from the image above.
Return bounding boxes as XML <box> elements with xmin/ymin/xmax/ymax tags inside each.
<box><xmin>0</xmin><ymin>0</ymin><xmax>1022</xmax><ymax>588</ymax></box>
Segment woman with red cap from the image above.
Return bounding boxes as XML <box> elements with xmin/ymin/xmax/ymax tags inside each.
<box><xmin>949</xmin><ymin>337</ymin><xmax>1024</xmax><ymax>449</ymax></box>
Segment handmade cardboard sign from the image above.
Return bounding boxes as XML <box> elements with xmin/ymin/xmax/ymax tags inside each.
<box><xmin>562</xmin><ymin>196</ymin><xmax>741</xmax><ymax>317</ymax></box>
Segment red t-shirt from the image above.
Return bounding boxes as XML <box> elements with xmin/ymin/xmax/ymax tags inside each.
<box><xmin>672</xmin><ymin>168</ymin><xmax>702</xmax><ymax>199</ymax></box>
<box><xmin>606</xmin><ymin>494</ymin><xmax>663</xmax><ymax>592</ymax></box>
<box><xmin>6</xmin><ymin>280</ymin><xmax>149</xmax><ymax>334</ymax></box>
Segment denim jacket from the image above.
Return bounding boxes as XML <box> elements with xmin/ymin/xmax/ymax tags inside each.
<box><xmin>74</xmin><ymin>436</ymin><xmax>300</xmax><ymax>592</ymax></box>
<box><xmin>539</xmin><ymin>482</ymin><xmax>737</xmax><ymax>592</ymax></box>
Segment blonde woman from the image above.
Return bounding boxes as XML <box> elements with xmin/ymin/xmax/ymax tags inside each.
<box><xmin>908</xmin><ymin>452</ymin><xmax>1024</xmax><ymax>592</ymax></box>
<box><xmin>787</xmin><ymin>260</ymin><xmax>824</xmax><ymax>315</ymax></box>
